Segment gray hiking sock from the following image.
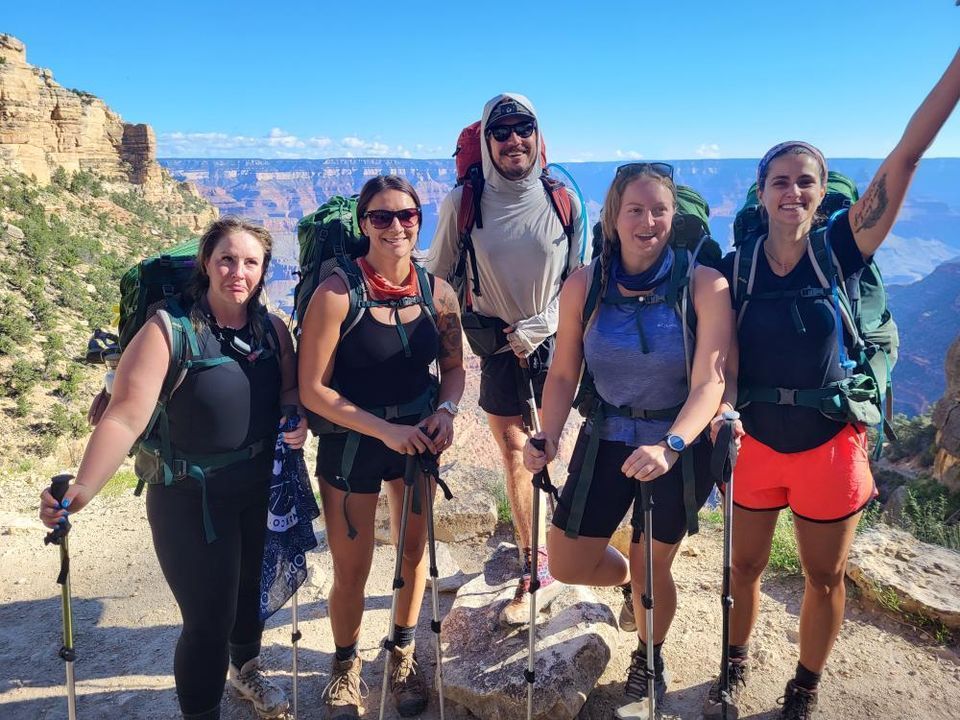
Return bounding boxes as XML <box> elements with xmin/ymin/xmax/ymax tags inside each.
<box><xmin>394</xmin><ymin>624</ymin><xmax>416</xmax><ymax>649</ymax></box>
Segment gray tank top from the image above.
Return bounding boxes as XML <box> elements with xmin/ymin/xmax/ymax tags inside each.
<box><xmin>582</xmin><ymin>275</ymin><xmax>688</xmax><ymax>446</ymax></box>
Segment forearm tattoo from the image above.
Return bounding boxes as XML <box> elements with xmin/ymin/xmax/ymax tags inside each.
<box><xmin>436</xmin><ymin>288</ymin><xmax>463</xmax><ymax>361</ymax></box>
<box><xmin>853</xmin><ymin>173</ymin><xmax>889</xmax><ymax>232</ymax></box>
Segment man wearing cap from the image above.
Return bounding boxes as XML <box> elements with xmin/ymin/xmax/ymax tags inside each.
<box><xmin>428</xmin><ymin>93</ymin><xmax>588</xmax><ymax>624</ymax></box>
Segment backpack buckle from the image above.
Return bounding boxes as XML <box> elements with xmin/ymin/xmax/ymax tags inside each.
<box><xmin>775</xmin><ymin>388</ymin><xmax>798</xmax><ymax>406</ymax></box>
<box><xmin>172</xmin><ymin>458</ymin><xmax>188</xmax><ymax>478</ymax></box>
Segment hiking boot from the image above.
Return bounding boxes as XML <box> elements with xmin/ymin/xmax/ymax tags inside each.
<box><xmin>388</xmin><ymin>643</ymin><xmax>429</xmax><ymax>717</ymax></box>
<box><xmin>777</xmin><ymin>679</ymin><xmax>818</xmax><ymax>719</ymax></box>
<box><xmin>499</xmin><ymin>550</ymin><xmax>565</xmax><ymax>626</ymax></box>
<box><xmin>615</xmin><ymin>648</ymin><xmax>669</xmax><ymax>719</ymax></box>
<box><xmin>322</xmin><ymin>655</ymin><xmax>366</xmax><ymax>720</ymax></box>
<box><xmin>619</xmin><ymin>585</ymin><xmax>637</xmax><ymax>633</ymax></box>
<box><xmin>228</xmin><ymin>656</ymin><xmax>289</xmax><ymax>719</ymax></box>
<box><xmin>701</xmin><ymin>658</ymin><xmax>750</xmax><ymax>719</ymax></box>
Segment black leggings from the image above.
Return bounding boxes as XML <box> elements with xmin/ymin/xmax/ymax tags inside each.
<box><xmin>146</xmin><ymin>476</ymin><xmax>268</xmax><ymax>716</ymax></box>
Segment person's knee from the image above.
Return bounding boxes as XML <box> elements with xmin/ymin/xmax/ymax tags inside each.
<box><xmin>804</xmin><ymin>564</ymin><xmax>846</xmax><ymax>594</ymax></box>
<box><xmin>331</xmin><ymin>560</ymin><xmax>371</xmax><ymax>596</ymax></box>
<box><xmin>732</xmin><ymin>553</ymin><xmax>769</xmax><ymax>584</ymax></box>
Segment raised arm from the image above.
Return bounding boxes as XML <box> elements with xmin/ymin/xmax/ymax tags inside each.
<box><xmin>851</xmin><ymin>47</ymin><xmax>960</xmax><ymax>256</ymax></box>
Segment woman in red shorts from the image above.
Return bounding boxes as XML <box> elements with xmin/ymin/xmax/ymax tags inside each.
<box><xmin>703</xmin><ymin>47</ymin><xmax>960</xmax><ymax>719</ymax></box>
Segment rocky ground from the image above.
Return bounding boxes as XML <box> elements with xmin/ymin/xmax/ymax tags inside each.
<box><xmin>2</xmin><ymin>359</ymin><xmax>959</xmax><ymax>719</ymax></box>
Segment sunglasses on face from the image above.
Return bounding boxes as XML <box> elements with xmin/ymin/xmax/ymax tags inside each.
<box><xmin>361</xmin><ymin>208</ymin><xmax>422</xmax><ymax>230</ymax></box>
<box><xmin>486</xmin><ymin>120</ymin><xmax>537</xmax><ymax>142</ymax></box>
<box><xmin>615</xmin><ymin>162</ymin><xmax>675</xmax><ymax>180</ymax></box>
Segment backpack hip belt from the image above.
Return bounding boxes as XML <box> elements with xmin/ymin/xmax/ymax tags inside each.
<box><xmin>560</xmin><ymin>398</ymin><xmax>697</xmax><ymax>540</ymax></box>
<box><xmin>335</xmin><ymin>381</ymin><xmax>439</xmax><ymax>540</ymax></box>
<box><xmin>135</xmin><ymin>435</ymin><xmax>271</xmax><ymax>543</ymax></box>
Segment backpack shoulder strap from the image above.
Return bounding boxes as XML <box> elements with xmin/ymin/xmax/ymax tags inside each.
<box><xmin>413</xmin><ymin>263</ymin><xmax>438</xmax><ymax>327</ymax></box>
<box><xmin>333</xmin><ymin>259</ymin><xmax>368</xmax><ymax>339</ymax></box>
<box><xmin>734</xmin><ymin>234</ymin><xmax>762</xmax><ymax>328</ymax></box>
<box><xmin>456</xmin><ymin>177</ymin><xmax>484</xmax><ymax>303</ymax></box>
<box><xmin>807</xmin><ymin>225</ymin><xmax>861</xmax><ymax>347</ymax></box>
<box><xmin>542</xmin><ymin>175</ymin><xmax>575</xmax><ymax>278</ymax></box>
<box><xmin>581</xmin><ymin>260</ymin><xmax>604</xmax><ymax>331</ymax></box>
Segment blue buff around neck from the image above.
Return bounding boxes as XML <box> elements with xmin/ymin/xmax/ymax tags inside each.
<box><xmin>612</xmin><ymin>246</ymin><xmax>674</xmax><ymax>292</ymax></box>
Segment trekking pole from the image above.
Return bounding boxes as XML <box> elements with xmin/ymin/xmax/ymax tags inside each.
<box><xmin>713</xmin><ymin>411</ymin><xmax>741</xmax><ymax>720</ymax></box>
<box><xmin>419</xmin><ymin>436</ymin><xmax>446</xmax><ymax>720</ymax></box>
<box><xmin>379</xmin><ymin>453</ymin><xmax>418</xmax><ymax>720</ymax></box>
<box><xmin>291</xmin><ymin>590</ymin><xmax>300</xmax><ymax>719</ymax></box>
<box><xmin>639</xmin><ymin>480</ymin><xmax>656</xmax><ymax>720</ymax></box>
<box><xmin>518</xmin><ymin>357</ymin><xmax>546</xmax><ymax>720</ymax></box>
<box><xmin>44</xmin><ymin>473</ymin><xmax>77</xmax><ymax>720</ymax></box>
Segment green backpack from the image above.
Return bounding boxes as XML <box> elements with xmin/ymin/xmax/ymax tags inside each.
<box><xmin>731</xmin><ymin>170</ymin><xmax>899</xmax><ymax>455</ymax></box>
<box><xmin>87</xmin><ymin>239</ymin><xmax>279</xmax><ymax>542</ymax></box>
<box><xmin>293</xmin><ymin>196</ymin><xmax>440</xmax><ymax>498</ymax></box>
<box><xmin>564</xmin><ymin>185</ymin><xmax>721</xmax><ymax>539</ymax></box>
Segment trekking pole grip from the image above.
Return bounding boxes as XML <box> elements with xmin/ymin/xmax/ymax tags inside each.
<box><xmin>44</xmin><ymin>474</ymin><xmax>75</xmax><ymax>545</ymax></box>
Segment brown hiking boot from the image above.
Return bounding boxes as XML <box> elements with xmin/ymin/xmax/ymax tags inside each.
<box><xmin>389</xmin><ymin>643</ymin><xmax>429</xmax><ymax>717</ymax></box>
<box><xmin>322</xmin><ymin>655</ymin><xmax>366</xmax><ymax>720</ymax></box>
<box><xmin>499</xmin><ymin>549</ymin><xmax>565</xmax><ymax>626</ymax></box>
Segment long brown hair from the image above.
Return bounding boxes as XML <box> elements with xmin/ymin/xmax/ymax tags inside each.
<box><xmin>188</xmin><ymin>216</ymin><xmax>273</xmax><ymax>346</ymax></box>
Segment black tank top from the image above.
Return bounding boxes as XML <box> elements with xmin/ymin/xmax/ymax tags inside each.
<box><xmin>166</xmin><ymin>315</ymin><xmax>282</xmax><ymax>483</ymax></box>
<box><xmin>332</xmin><ymin>295</ymin><xmax>440</xmax><ymax>409</ymax></box>
<box><xmin>721</xmin><ymin>210</ymin><xmax>866</xmax><ymax>453</ymax></box>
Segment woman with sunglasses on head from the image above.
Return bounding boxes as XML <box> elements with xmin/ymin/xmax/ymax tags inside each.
<box><xmin>523</xmin><ymin>162</ymin><xmax>733</xmax><ymax>717</ymax></box>
<box><xmin>701</xmin><ymin>48</ymin><xmax>960</xmax><ymax>720</ymax></box>
<box><xmin>299</xmin><ymin>175</ymin><xmax>465</xmax><ymax>720</ymax></box>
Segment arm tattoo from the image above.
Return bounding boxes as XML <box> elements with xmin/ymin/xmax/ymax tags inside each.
<box><xmin>435</xmin><ymin>288</ymin><xmax>463</xmax><ymax>362</ymax></box>
<box><xmin>853</xmin><ymin>173</ymin><xmax>889</xmax><ymax>232</ymax></box>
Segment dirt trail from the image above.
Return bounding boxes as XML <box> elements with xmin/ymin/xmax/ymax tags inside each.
<box><xmin>2</xmin><ymin>361</ymin><xmax>958</xmax><ymax>719</ymax></box>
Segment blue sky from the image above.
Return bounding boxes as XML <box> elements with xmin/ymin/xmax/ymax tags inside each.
<box><xmin>5</xmin><ymin>1</ymin><xmax>960</xmax><ymax>160</ymax></box>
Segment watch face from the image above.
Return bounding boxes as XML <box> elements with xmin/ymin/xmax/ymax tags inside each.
<box><xmin>666</xmin><ymin>434</ymin><xmax>685</xmax><ymax>452</ymax></box>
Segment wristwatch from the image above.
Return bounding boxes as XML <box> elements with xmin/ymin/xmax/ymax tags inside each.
<box><xmin>662</xmin><ymin>433</ymin><xmax>686</xmax><ymax>453</ymax></box>
<box><xmin>437</xmin><ymin>400</ymin><xmax>459</xmax><ymax>417</ymax></box>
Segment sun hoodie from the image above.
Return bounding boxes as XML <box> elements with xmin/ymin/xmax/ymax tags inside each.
<box><xmin>426</xmin><ymin>93</ymin><xmax>589</xmax><ymax>355</ymax></box>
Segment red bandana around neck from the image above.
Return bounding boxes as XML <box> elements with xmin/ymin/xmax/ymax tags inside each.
<box><xmin>357</xmin><ymin>257</ymin><xmax>420</xmax><ymax>300</ymax></box>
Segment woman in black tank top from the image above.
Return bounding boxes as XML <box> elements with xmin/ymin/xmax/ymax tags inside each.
<box><xmin>299</xmin><ymin>175</ymin><xmax>465</xmax><ymax>719</ymax></box>
<box><xmin>39</xmin><ymin>218</ymin><xmax>307</xmax><ymax>719</ymax></box>
<box><xmin>702</xmin><ymin>48</ymin><xmax>960</xmax><ymax>719</ymax></box>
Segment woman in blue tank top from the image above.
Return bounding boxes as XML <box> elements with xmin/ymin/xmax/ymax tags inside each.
<box><xmin>524</xmin><ymin>163</ymin><xmax>734</xmax><ymax>715</ymax></box>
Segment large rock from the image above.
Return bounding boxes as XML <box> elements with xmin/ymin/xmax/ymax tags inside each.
<box><xmin>933</xmin><ymin>335</ymin><xmax>960</xmax><ymax>493</ymax></box>
<box><xmin>0</xmin><ymin>33</ymin><xmax>215</xmax><ymax>231</ymax></box>
<box><xmin>441</xmin><ymin>543</ymin><xmax>617</xmax><ymax>720</ymax></box>
<box><xmin>846</xmin><ymin>524</ymin><xmax>960</xmax><ymax>630</ymax></box>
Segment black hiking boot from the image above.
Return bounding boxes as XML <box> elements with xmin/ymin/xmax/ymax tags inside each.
<box><xmin>615</xmin><ymin>648</ymin><xmax>669</xmax><ymax>719</ymax></box>
<box><xmin>701</xmin><ymin>658</ymin><xmax>750</xmax><ymax>718</ymax></box>
<box><xmin>777</xmin><ymin>679</ymin><xmax>818</xmax><ymax>719</ymax></box>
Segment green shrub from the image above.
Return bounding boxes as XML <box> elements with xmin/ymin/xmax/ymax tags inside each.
<box><xmin>69</xmin><ymin>170</ymin><xmax>104</xmax><ymax>197</ymax></box>
<box><xmin>14</xmin><ymin>395</ymin><xmax>30</xmax><ymax>418</ymax></box>
<box><xmin>7</xmin><ymin>359</ymin><xmax>41</xmax><ymax>397</ymax></box>
<box><xmin>0</xmin><ymin>295</ymin><xmax>32</xmax><ymax>353</ymax></box>
<box><xmin>56</xmin><ymin>362</ymin><xmax>84</xmax><ymax>401</ymax></box>
<box><xmin>768</xmin><ymin>512</ymin><xmax>802</xmax><ymax>575</ymax></box>
<box><xmin>51</xmin><ymin>166</ymin><xmax>69</xmax><ymax>189</ymax></box>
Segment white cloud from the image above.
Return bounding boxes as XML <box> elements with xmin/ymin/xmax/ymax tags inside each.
<box><xmin>158</xmin><ymin>129</ymin><xmax>429</xmax><ymax>159</ymax></box>
<box><xmin>696</xmin><ymin>143</ymin><xmax>721</xmax><ymax>159</ymax></box>
<box><xmin>615</xmin><ymin>149</ymin><xmax>644</xmax><ymax>160</ymax></box>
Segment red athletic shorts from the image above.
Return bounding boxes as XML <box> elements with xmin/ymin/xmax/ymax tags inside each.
<box><xmin>730</xmin><ymin>424</ymin><xmax>877</xmax><ymax>522</ymax></box>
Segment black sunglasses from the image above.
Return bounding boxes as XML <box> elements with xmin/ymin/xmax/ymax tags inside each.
<box><xmin>361</xmin><ymin>208</ymin><xmax>422</xmax><ymax>230</ymax></box>
<box><xmin>486</xmin><ymin>120</ymin><xmax>537</xmax><ymax>142</ymax></box>
<box><xmin>615</xmin><ymin>162</ymin><xmax>674</xmax><ymax>180</ymax></box>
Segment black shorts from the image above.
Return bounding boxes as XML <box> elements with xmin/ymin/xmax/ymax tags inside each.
<box><xmin>316</xmin><ymin>413</ymin><xmax>421</xmax><ymax>494</ymax></box>
<box><xmin>551</xmin><ymin>429</ymin><xmax>715</xmax><ymax>545</ymax></box>
<box><xmin>478</xmin><ymin>336</ymin><xmax>555</xmax><ymax>419</ymax></box>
